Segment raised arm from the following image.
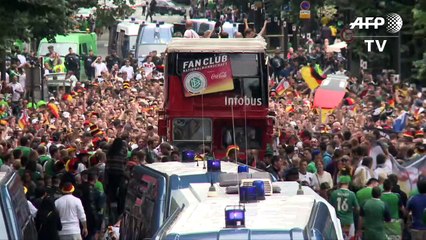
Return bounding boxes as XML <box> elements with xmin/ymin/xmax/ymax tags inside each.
<box><xmin>244</xmin><ymin>18</ymin><xmax>249</xmax><ymax>32</ymax></box>
<box><xmin>258</xmin><ymin>20</ymin><xmax>268</xmax><ymax>37</ymax></box>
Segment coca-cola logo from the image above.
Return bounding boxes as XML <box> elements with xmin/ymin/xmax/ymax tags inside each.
<box><xmin>211</xmin><ymin>72</ymin><xmax>227</xmax><ymax>80</ymax></box>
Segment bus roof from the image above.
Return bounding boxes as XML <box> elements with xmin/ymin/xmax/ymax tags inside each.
<box><xmin>164</xmin><ymin>181</ymin><xmax>342</xmax><ymax>239</ymax></box>
<box><xmin>166</xmin><ymin>38</ymin><xmax>267</xmax><ymax>53</ymax></box>
<box><xmin>147</xmin><ymin>161</ymin><xmax>259</xmax><ymax>177</ymax></box>
<box><xmin>117</xmin><ymin>21</ymin><xmax>141</xmax><ymax>36</ymax></box>
<box><xmin>39</xmin><ymin>32</ymin><xmax>95</xmax><ymax>43</ymax></box>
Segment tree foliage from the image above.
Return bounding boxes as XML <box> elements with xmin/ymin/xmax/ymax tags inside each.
<box><xmin>412</xmin><ymin>2</ymin><xmax>426</xmax><ymax>81</ymax></box>
<box><xmin>0</xmin><ymin>0</ymin><xmax>74</xmax><ymax>51</ymax></box>
<box><xmin>95</xmin><ymin>0</ymin><xmax>136</xmax><ymax>29</ymax></box>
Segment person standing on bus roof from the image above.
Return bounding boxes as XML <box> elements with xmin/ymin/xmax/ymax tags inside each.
<box><xmin>243</xmin><ymin>18</ymin><xmax>268</xmax><ymax>39</ymax></box>
<box><xmin>184</xmin><ymin>20</ymin><xmax>200</xmax><ymax>38</ymax></box>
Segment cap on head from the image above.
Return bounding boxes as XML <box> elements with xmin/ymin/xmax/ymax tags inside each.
<box><xmin>61</xmin><ymin>182</ymin><xmax>75</xmax><ymax>194</ymax></box>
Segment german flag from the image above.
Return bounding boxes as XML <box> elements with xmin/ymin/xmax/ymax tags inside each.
<box><xmin>275</xmin><ymin>79</ymin><xmax>289</xmax><ymax>96</ymax></box>
<box><xmin>285</xmin><ymin>105</ymin><xmax>295</xmax><ymax>113</ymax></box>
<box><xmin>388</xmin><ymin>99</ymin><xmax>395</xmax><ymax>108</ymax></box>
<box><xmin>311</xmin><ymin>64</ymin><xmax>327</xmax><ymax>82</ymax></box>
<box><xmin>301</xmin><ymin>64</ymin><xmax>327</xmax><ymax>90</ymax></box>
<box><xmin>0</xmin><ymin>119</ymin><xmax>8</xmax><ymax>126</ymax></box>
<box><xmin>62</xmin><ymin>94</ymin><xmax>73</xmax><ymax>103</ymax></box>
<box><xmin>226</xmin><ymin>145</ymin><xmax>240</xmax><ymax>157</ymax></box>
<box><xmin>344</xmin><ymin>98</ymin><xmax>355</xmax><ymax>106</ymax></box>
<box><xmin>18</xmin><ymin>110</ymin><xmax>29</xmax><ymax>129</ymax></box>
<box><xmin>48</xmin><ymin>103</ymin><xmax>60</xmax><ymax>119</ymax></box>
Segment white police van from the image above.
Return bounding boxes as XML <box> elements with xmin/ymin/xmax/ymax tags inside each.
<box><xmin>119</xmin><ymin>160</ymin><xmax>343</xmax><ymax>240</ymax></box>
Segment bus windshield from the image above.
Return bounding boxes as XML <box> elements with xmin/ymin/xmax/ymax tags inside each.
<box><xmin>139</xmin><ymin>27</ymin><xmax>172</xmax><ymax>44</ymax></box>
<box><xmin>173</xmin><ymin>118</ymin><xmax>212</xmax><ymax>151</ymax></box>
<box><xmin>38</xmin><ymin>43</ymin><xmax>78</xmax><ymax>56</ymax></box>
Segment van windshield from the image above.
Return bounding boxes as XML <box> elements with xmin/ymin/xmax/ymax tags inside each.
<box><xmin>39</xmin><ymin>43</ymin><xmax>79</xmax><ymax>56</ymax></box>
<box><xmin>139</xmin><ymin>27</ymin><xmax>172</xmax><ymax>44</ymax></box>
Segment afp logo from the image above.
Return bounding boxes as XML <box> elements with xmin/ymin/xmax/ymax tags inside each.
<box><xmin>349</xmin><ymin>13</ymin><xmax>403</xmax><ymax>33</ymax></box>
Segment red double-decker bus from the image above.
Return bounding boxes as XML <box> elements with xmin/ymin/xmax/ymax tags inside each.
<box><xmin>158</xmin><ymin>38</ymin><xmax>273</xmax><ymax>160</ymax></box>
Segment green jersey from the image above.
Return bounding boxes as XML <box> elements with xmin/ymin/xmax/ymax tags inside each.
<box><xmin>44</xmin><ymin>159</ymin><xmax>56</xmax><ymax>177</ymax></box>
<box><xmin>356</xmin><ymin>187</ymin><xmax>373</xmax><ymax>207</ymax></box>
<box><xmin>15</xmin><ymin>146</ymin><xmax>31</xmax><ymax>159</ymax></box>
<box><xmin>330</xmin><ymin>188</ymin><xmax>359</xmax><ymax>225</ymax></box>
<box><xmin>381</xmin><ymin>192</ymin><xmax>401</xmax><ymax>219</ymax></box>
<box><xmin>381</xmin><ymin>192</ymin><xmax>403</xmax><ymax>237</ymax></box>
<box><xmin>95</xmin><ymin>181</ymin><xmax>104</xmax><ymax>193</ymax></box>
<box><xmin>361</xmin><ymin>198</ymin><xmax>390</xmax><ymax>240</ymax></box>
<box><xmin>38</xmin><ymin>155</ymin><xmax>51</xmax><ymax>166</ymax></box>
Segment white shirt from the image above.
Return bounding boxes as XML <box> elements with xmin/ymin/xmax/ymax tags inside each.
<box><xmin>314</xmin><ymin>171</ymin><xmax>334</xmax><ymax>189</ymax></box>
<box><xmin>77</xmin><ymin>162</ymin><xmax>87</xmax><ymax>174</ymax></box>
<box><xmin>28</xmin><ymin>200</ymin><xmax>38</xmax><ymax>218</ymax></box>
<box><xmin>135</xmin><ymin>73</ymin><xmax>143</xmax><ymax>81</ymax></box>
<box><xmin>354</xmin><ymin>165</ymin><xmax>373</xmax><ymax>183</ymax></box>
<box><xmin>19</xmin><ymin>73</ymin><xmax>26</xmax><ymax>89</ymax></box>
<box><xmin>184</xmin><ymin>29</ymin><xmax>200</xmax><ymax>38</ymax></box>
<box><xmin>120</xmin><ymin>65</ymin><xmax>135</xmax><ymax>80</ymax></box>
<box><xmin>0</xmin><ymin>72</ymin><xmax>9</xmax><ymax>83</ymax></box>
<box><xmin>142</xmin><ymin>62</ymin><xmax>155</xmax><ymax>76</ymax></box>
<box><xmin>299</xmin><ymin>171</ymin><xmax>318</xmax><ymax>189</ymax></box>
<box><xmin>10</xmin><ymin>82</ymin><xmax>24</xmax><ymax>102</ymax></box>
<box><xmin>91</xmin><ymin>62</ymin><xmax>108</xmax><ymax>78</ymax></box>
<box><xmin>55</xmin><ymin>194</ymin><xmax>87</xmax><ymax>235</ymax></box>
<box><xmin>17</xmin><ymin>54</ymin><xmax>27</xmax><ymax>66</ymax></box>
<box><xmin>374</xmin><ymin>165</ymin><xmax>392</xmax><ymax>179</ymax></box>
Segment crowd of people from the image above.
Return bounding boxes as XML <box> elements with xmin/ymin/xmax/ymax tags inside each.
<box><xmin>0</xmin><ymin>11</ymin><xmax>425</xmax><ymax>240</ymax></box>
<box><xmin>260</xmin><ymin>26</ymin><xmax>426</xmax><ymax>240</ymax></box>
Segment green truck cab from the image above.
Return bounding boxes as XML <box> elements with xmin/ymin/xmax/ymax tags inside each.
<box><xmin>0</xmin><ymin>172</ymin><xmax>37</xmax><ymax>240</ymax></box>
<box><xmin>37</xmin><ymin>32</ymin><xmax>98</xmax><ymax>80</ymax></box>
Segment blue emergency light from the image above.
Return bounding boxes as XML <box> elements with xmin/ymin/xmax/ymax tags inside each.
<box><xmin>237</xmin><ymin>165</ymin><xmax>249</xmax><ymax>173</ymax></box>
<box><xmin>253</xmin><ymin>180</ymin><xmax>265</xmax><ymax>200</ymax></box>
<box><xmin>239</xmin><ymin>186</ymin><xmax>257</xmax><ymax>203</ymax></box>
<box><xmin>207</xmin><ymin>159</ymin><xmax>221</xmax><ymax>172</ymax></box>
<box><xmin>225</xmin><ymin>205</ymin><xmax>245</xmax><ymax>228</ymax></box>
<box><xmin>182</xmin><ymin>150</ymin><xmax>195</xmax><ymax>162</ymax></box>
